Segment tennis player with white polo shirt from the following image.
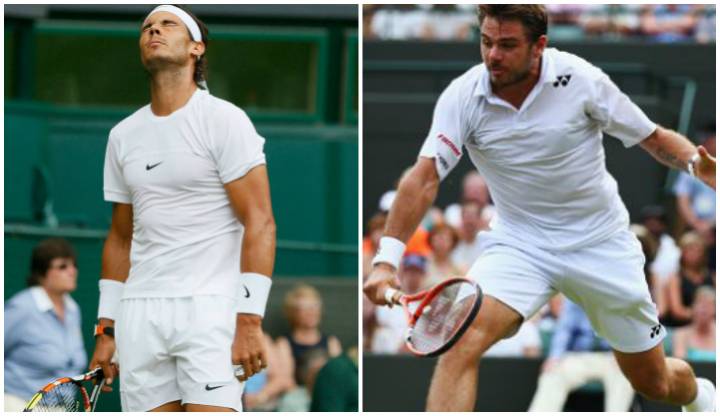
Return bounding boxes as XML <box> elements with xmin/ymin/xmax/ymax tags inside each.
<box><xmin>364</xmin><ymin>5</ymin><xmax>716</xmax><ymax>412</ymax></box>
<box><xmin>88</xmin><ymin>5</ymin><xmax>276</xmax><ymax>412</ymax></box>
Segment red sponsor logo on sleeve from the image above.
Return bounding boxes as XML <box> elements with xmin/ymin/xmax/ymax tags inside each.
<box><xmin>438</xmin><ymin>133</ymin><xmax>461</xmax><ymax>157</ymax></box>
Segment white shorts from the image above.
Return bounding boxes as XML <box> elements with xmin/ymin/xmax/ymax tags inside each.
<box><xmin>467</xmin><ymin>229</ymin><xmax>666</xmax><ymax>353</ymax></box>
<box><xmin>116</xmin><ymin>296</ymin><xmax>244</xmax><ymax>411</ymax></box>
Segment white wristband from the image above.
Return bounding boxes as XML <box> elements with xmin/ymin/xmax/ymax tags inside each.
<box><xmin>237</xmin><ymin>273</ymin><xmax>272</xmax><ymax>317</ymax></box>
<box><xmin>372</xmin><ymin>236</ymin><xmax>406</xmax><ymax>270</ymax></box>
<box><xmin>98</xmin><ymin>279</ymin><xmax>124</xmax><ymax>321</ymax></box>
<box><xmin>688</xmin><ymin>153</ymin><xmax>700</xmax><ymax>177</ymax></box>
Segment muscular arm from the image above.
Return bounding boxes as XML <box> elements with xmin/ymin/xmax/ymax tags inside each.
<box><xmin>363</xmin><ymin>157</ymin><xmax>439</xmax><ymax>305</ymax></box>
<box><xmin>91</xmin><ymin>203</ymin><xmax>132</xmax><ymax>386</ymax></box>
<box><xmin>224</xmin><ymin>165</ymin><xmax>276</xmax><ymax>276</ymax></box>
<box><xmin>384</xmin><ymin>157</ymin><xmax>440</xmax><ymax>243</ymax></box>
<box><xmin>225</xmin><ymin>165</ymin><xmax>275</xmax><ymax>380</ymax></box>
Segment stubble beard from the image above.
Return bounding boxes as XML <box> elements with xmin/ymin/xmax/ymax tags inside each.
<box><xmin>142</xmin><ymin>49</ymin><xmax>188</xmax><ymax>78</ymax></box>
<box><xmin>489</xmin><ymin>49</ymin><xmax>534</xmax><ymax>90</ymax></box>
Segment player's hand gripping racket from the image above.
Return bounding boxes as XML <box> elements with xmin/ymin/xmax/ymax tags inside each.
<box><xmin>386</xmin><ymin>278</ymin><xmax>483</xmax><ymax>357</ymax></box>
<box><xmin>23</xmin><ymin>367</ymin><xmax>105</xmax><ymax>412</ymax></box>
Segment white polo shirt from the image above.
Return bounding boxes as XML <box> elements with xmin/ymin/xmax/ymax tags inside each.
<box><xmin>104</xmin><ymin>88</ymin><xmax>266</xmax><ymax>299</ymax></box>
<box><xmin>420</xmin><ymin>48</ymin><xmax>657</xmax><ymax>250</ymax></box>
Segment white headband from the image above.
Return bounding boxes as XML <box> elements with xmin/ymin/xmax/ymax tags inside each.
<box><xmin>146</xmin><ymin>5</ymin><xmax>202</xmax><ymax>42</ymax></box>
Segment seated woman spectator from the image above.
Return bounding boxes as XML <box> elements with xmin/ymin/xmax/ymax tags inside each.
<box><xmin>426</xmin><ymin>223</ymin><xmax>462</xmax><ymax>285</ymax></box>
<box><xmin>276</xmin><ymin>285</ymin><xmax>342</xmax><ymax>389</ymax></box>
<box><xmin>664</xmin><ymin>232</ymin><xmax>715</xmax><ymax>327</ymax></box>
<box><xmin>4</xmin><ymin>238</ymin><xmax>87</xmax><ymax>411</ymax></box>
<box><xmin>673</xmin><ymin>287</ymin><xmax>715</xmax><ymax>362</ymax></box>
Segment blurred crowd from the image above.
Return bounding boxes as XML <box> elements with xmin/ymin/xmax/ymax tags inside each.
<box><xmin>363</xmin><ymin>126</ymin><xmax>716</xmax><ymax>369</ymax></box>
<box><xmin>4</xmin><ymin>243</ymin><xmax>356</xmax><ymax>412</ymax></box>
<box><xmin>364</xmin><ymin>4</ymin><xmax>716</xmax><ymax>43</ymax></box>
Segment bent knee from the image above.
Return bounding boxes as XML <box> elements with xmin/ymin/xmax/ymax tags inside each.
<box><xmin>441</xmin><ymin>323</ymin><xmax>512</xmax><ymax>363</ymax></box>
<box><xmin>632</xmin><ymin>377</ymin><xmax>670</xmax><ymax>401</ymax></box>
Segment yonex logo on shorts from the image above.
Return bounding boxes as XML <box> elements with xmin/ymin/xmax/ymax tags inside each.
<box><xmin>650</xmin><ymin>324</ymin><xmax>662</xmax><ymax>339</ymax></box>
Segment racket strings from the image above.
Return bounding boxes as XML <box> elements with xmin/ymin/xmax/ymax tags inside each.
<box><xmin>410</xmin><ymin>282</ymin><xmax>478</xmax><ymax>354</ymax></box>
<box><xmin>32</xmin><ymin>383</ymin><xmax>82</xmax><ymax>412</ymax></box>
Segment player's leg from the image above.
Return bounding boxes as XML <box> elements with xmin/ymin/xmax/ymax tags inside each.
<box><xmin>613</xmin><ymin>343</ymin><xmax>714</xmax><ymax>410</ymax></box>
<box><xmin>560</xmin><ymin>230</ymin><xmax>714</xmax><ymax>411</ymax></box>
<box><xmin>426</xmin><ymin>240</ymin><xmax>556</xmax><ymax>411</ymax></box>
<box><xmin>426</xmin><ymin>295</ymin><xmax>522</xmax><ymax>411</ymax></box>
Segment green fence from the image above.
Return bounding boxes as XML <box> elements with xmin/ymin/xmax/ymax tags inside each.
<box><xmin>6</xmin><ymin>18</ymin><xmax>358</xmax><ymax>125</ymax></box>
<box><xmin>343</xmin><ymin>30</ymin><xmax>358</xmax><ymax>124</ymax></box>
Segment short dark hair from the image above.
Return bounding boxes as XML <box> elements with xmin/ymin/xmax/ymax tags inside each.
<box><xmin>174</xmin><ymin>5</ymin><xmax>209</xmax><ymax>89</ymax></box>
<box><xmin>477</xmin><ymin>5</ymin><xmax>548</xmax><ymax>42</ymax></box>
<box><xmin>27</xmin><ymin>238</ymin><xmax>77</xmax><ymax>287</ymax></box>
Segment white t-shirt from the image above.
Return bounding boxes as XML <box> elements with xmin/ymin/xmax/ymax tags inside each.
<box><xmin>420</xmin><ymin>48</ymin><xmax>657</xmax><ymax>251</ymax></box>
<box><xmin>104</xmin><ymin>88</ymin><xmax>266</xmax><ymax>299</ymax></box>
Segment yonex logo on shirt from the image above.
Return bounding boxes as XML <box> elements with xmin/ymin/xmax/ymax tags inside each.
<box><xmin>553</xmin><ymin>74</ymin><xmax>572</xmax><ymax>88</ymax></box>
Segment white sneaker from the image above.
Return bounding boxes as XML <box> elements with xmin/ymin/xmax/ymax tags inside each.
<box><xmin>683</xmin><ymin>378</ymin><xmax>716</xmax><ymax>412</ymax></box>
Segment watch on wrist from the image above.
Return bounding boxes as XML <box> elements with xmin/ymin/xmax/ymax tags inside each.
<box><xmin>688</xmin><ymin>153</ymin><xmax>700</xmax><ymax>177</ymax></box>
<box><xmin>93</xmin><ymin>324</ymin><xmax>115</xmax><ymax>338</ymax></box>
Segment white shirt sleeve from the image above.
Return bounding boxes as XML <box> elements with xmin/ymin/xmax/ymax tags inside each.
<box><xmin>586</xmin><ymin>73</ymin><xmax>657</xmax><ymax>148</ymax></box>
<box><xmin>210</xmin><ymin>106</ymin><xmax>266</xmax><ymax>184</ymax></box>
<box><xmin>103</xmin><ymin>133</ymin><xmax>132</xmax><ymax>203</ymax></box>
<box><xmin>418</xmin><ymin>82</ymin><xmax>466</xmax><ymax>181</ymax></box>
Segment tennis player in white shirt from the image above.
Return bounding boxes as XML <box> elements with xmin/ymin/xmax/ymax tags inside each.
<box><xmin>88</xmin><ymin>5</ymin><xmax>275</xmax><ymax>412</ymax></box>
<box><xmin>364</xmin><ymin>5</ymin><xmax>715</xmax><ymax>412</ymax></box>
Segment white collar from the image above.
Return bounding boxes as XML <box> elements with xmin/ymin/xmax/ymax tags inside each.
<box><xmin>30</xmin><ymin>286</ymin><xmax>78</xmax><ymax>313</ymax></box>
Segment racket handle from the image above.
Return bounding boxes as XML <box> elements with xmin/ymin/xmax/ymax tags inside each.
<box><xmin>384</xmin><ymin>287</ymin><xmax>400</xmax><ymax>305</ymax></box>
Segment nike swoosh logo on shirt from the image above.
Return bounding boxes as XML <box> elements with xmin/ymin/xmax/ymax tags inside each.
<box><xmin>205</xmin><ymin>384</ymin><xmax>225</xmax><ymax>391</ymax></box>
<box><xmin>243</xmin><ymin>285</ymin><xmax>250</xmax><ymax>298</ymax></box>
<box><xmin>146</xmin><ymin>162</ymin><xmax>163</xmax><ymax>170</ymax></box>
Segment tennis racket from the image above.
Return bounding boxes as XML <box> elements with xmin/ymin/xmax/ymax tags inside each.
<box><xmin>385</xmin><ymin>277</ymin><xmax>483</xmax><ymax>357</ymax></box>
<box><xmin>23</xmin><ymin>367</ymin><xmax>105</xmax><ymax>412</ymax></box>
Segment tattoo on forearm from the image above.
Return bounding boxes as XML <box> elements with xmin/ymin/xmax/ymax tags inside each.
<box><xmin>656</xmin><ymin>148</ymin><xmax>684</xmax><ymax>170</ymax></box>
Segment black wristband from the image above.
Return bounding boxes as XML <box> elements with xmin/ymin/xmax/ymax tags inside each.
<box><xmin>93</xmin><ymin>324</ymin><xmax>115</xmax><ymax>338</ymax></box>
